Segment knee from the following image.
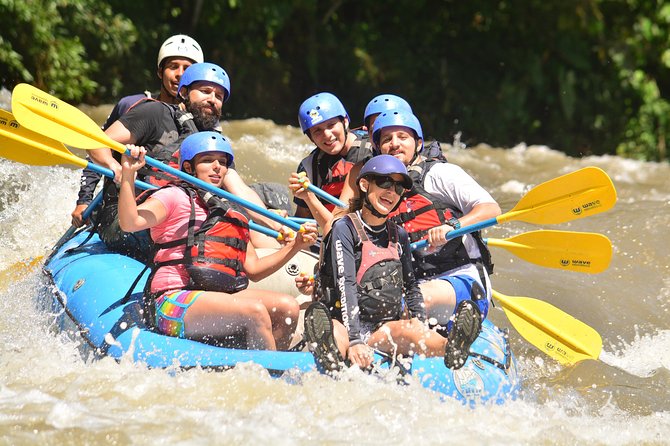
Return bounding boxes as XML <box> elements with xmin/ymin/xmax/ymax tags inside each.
<box><xmin>247</xmin><ymin>301</ymin><xmax>273</xmax><ymax>330</ymax></box>
<box><xmin>273</xmin><ymin>295</ymin><xmax>300</xmax><ymax>318</ymax></box>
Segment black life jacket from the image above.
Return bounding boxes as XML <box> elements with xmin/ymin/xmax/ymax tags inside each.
<box><xmin>316</xmin><ymin>213</ymin><xmax>404</xmax><ymax>324</ymax></box>
<box><xmin>389</xmin><ymin>154</ymin><xmax>494</xmax><ymax>277</ymax></box>
<box><xmin>130</xmin><ymin>99</ymin><xmax>201</xmax><ymax>187</ymax></box>
<box><xmin>102</xmin><ymin>101</ymin><xmax>201</xmax><ymax>204</ymax></box>
<box><xmin>140</xmin><ymin>181</ymin><xmax>251</xmax><ymax>297</ymax></box>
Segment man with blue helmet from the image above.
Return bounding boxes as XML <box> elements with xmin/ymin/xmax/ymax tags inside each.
<box><xmin>371</xmin><ymin>110</ymin><xmax>501</xmax><ymax>332</ymax></box>
<box><xmin>88</xmin><ymin>62</ymin><xmax>284</xmax><ymax>257</ymax></box>
<box><xmin>71</xmin><ymin>34</ymin><xmax>204</xmax><ymax>228</ymax></box>
<box><xmin>288</xmin><ymin>92</ymin><xmax>374</xmax><ymax>229</ymax></box>
<box><xmin>327</xmin><ymin>94</ymin><xmax>446</xmax><ymax>229</ymax></box>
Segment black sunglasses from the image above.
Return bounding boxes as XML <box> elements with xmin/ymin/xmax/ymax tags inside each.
<box><xmin>371</xmin><ymin>175</ymin><xmax>407</xmax><ymax>195</ymax></box>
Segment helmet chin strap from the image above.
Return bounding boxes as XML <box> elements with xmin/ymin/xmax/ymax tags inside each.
<box><xmin>408</xmin><ymin>140</ymin><xmax>422</xmax><ymax>165</ymax></box>
<box><xmin>362</xmin><ymin>192</ymin><xmax>405</xmax><ymax>218</ymax></box>
<box><xmin>363</xmin><ymin>194</ymin><xmax>389</xmax><ymax>218</ymax></box>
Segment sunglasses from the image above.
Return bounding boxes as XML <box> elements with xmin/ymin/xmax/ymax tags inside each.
<box><xmin>371</xmin><ymin>175</ymin><xmax>407</xmax><ymax>195</ymax></box>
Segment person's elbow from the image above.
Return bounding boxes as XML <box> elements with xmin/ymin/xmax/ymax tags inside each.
<box><xmin>118</xmin><ymin>216</ymin><xmax>141</xmax><ymax>233</ymax></box>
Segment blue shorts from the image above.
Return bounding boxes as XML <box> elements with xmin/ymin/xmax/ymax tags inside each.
<box><xmin>438</xmin><ymin>274</ymin><xmax>490</xmax><ymax>319</ymax></box>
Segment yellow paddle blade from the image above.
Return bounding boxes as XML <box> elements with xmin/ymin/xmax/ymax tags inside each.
<box><xmin>486</xmin><ymin>230</ymin><xmax>613</xmax><ymax>273</ymax></box>
<box><xmin>0</xmin><ymin>109</ymin><xmax>86</xmax><ymax>168</ymax></box>
<box><xmin>11</xmin><ymin>83</ymin><xmax>125</xmax><ymax>154</ymax></box>
<box><xmin>493</xmin><ymin>290</ymin><xmax>603</xmax><ymax>365</ymax></box>
<box><xmin>0</xmin><ymin>256</ymin><xmax>44</xmax><ymax>292</ymax></box>
<box><xmin>500</xmin><ymin>167</ymin><xmax>617</xmax><ymax>225</ymax></box>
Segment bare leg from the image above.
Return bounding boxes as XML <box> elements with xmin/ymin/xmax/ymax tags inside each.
<box><xmin>237</xmin><ymin>289</ymin><xmax>300</xmax><ymax>350</ymax></box>
<box><xmin>368</xmin><ymin>319</ymin><xmax>447</xmax><ymax>358</ymax></box>
<box><xmin>182</xmin><ymin>291</ymin><xmax>276</xmax><ymax>350</ymax></box>
<box><xmin>332</xmin><ymin>319</ymin><xmax>350</xmax><ymax>358</ymax></box>
<box><xmin>419</xmin><ymin>279</ymin><xmax>456</xmax><ymax>326</ymax></box>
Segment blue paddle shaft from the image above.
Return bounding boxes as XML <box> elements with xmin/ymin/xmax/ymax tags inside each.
<box><xmin>138</xmin><ymin>152</ymin><xmax>302</xmax><ymax>231</ymax></box>
<box><xmin>91</xmin><ymin>160</ymin><xmax>281</xmax><ymax>240</ymax></box>
<box><xmin>410</xmin><ymin>217</ymin><xmax>499</xmax><ymax>250</ymax></box>
<box><xmin>84</xmin><ymin>161</ymin><xmax>154</xmax><ymax>192</ymax></box>
<box><xmin>299</xmin><ymin>177</ymin><xmax>347</xmax><ymax>208</ymax></box>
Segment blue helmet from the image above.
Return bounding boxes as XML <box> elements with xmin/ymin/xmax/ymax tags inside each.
<box><xmin>178</xmin><ymin>62</ymin><xmax>231</xmax><ymax>103</ymax></box>
<box><xmin>372</xmin><ymin>110</ymin><xmax>423</xmax><ymax>148</ymax></box>
<box><xmin>298</xmin><ymin>92</ymin><xmax>349</xmax><ymax>134</ymax></box>
<box><xmin>363</xmin><ymin>94</ymin><xmax>413</xmax><ymax>127</ymax></box>
<box><xmin>179</xmin><ymin>131</ymin><xmax>234</xmax><ymax>170</ymax></box>
<box><xmin>357</xmin><ymin>154</ymin><xmax>412</xmax><ymax>189</ymax></box>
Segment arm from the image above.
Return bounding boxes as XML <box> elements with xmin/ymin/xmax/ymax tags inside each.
<box><xmin>117</xmin><ymin>145</ymin><xmax>166</xmax><ymax>232</ymax></box>
<box><xmin>86</xmin><ymin>120</ymin><xmax>136</xmax><ymax>182</ymax></box>
<box><xmin>223</xmin><ymin>169</ymin><xmax>287</xmax><ymax>234</ymax></box>
<box><xmin>399</xmin><ymin>228</ymin><xmax>426</xmax><ymax>321</ymax></box>
<box><xmin>288</xmin><ymin>171</ymin><xmax>334</xmax><ymax>228</ymax></box>
<box><xmin>71</xmin><ymin>163</ymin><xmax>103</xmax><ymax>227</ymax></box>
<box><xmin>425</xmin><ymin>164</ymin><xmax>501</xmax><ymax>246</ymax></box>
<box><xmin>76</xmin><ymin>164</ymin><xmax>102</xmax><ymax>205</ymax></box>
<box><xmin>242</xmin><ymin>222</ymin><xmax>318</xmax><ymax>281</ymax></box>
<box><xmin>329</xmin><ymin>219</ymin><xmax>365</xmax><ymax>346</ymax></box>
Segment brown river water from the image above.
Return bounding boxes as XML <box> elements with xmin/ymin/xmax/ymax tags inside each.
<box><xmin>0</xmin><ymin>102</ymin><xmax>668</xmax><ymax>444</ymax></box>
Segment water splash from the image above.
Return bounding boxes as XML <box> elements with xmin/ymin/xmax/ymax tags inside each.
<box><xmin>600</xmin><ymin>329</ymin><xmax>670</xmax><ymax>378</ymax></box>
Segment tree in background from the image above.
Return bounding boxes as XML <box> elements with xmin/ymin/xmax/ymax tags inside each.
<box><xmin>0</xmin><ymin>0</ymin><xmax>135</xmax><ymax>101</ymax></box>
<box><xmin>1</xmin><ymin>0</ymin><xmax>668</xmax><ymax>162</ymax></box>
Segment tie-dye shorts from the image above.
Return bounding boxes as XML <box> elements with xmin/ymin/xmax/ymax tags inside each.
<box><xmin>155</xmin><ymin>290</ymin><xmax>205</xmax><ymax>337</ymax></box>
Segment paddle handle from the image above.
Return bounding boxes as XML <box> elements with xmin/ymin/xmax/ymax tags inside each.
<box><xmin>299</xmin><ymin>177</ymin><xmax>347</xmax><ymax>208</ymax></box>
<box><xmin>138</xmin><ymin>153</ymin><xmax>302</xmax><ymax>231</ymax></box>
<box><xmin>410</xmin><ymin>216</ymin><xmax>498</xmax><ymax>250</ymax></box>
<box><xmin>84</xmin><ymin>161</ymin><xmax>154</xmax><ymax>191</ymax></box>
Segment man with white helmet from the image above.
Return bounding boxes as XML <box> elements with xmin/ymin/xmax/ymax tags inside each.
<box><xmin>71</xmin><ymin>34</ymin><xmax>204</xmax><ymax>227</ymax></box>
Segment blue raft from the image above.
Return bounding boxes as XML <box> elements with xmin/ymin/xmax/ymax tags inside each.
<box><xmin>41</xmin><ymin>230</ymin><xmax>520</xmax><ymax>404</ymax></box>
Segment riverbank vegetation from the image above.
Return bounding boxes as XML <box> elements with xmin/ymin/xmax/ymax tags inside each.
<box><xmin>1</xmin><ymin>0</ymin><xmax>669</xmax><ymax>162</ymax></box>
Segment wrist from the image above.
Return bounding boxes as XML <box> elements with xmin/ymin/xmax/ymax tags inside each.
<box><xmin>447</xmin><ymin>217</ymin><xmax>461</xmax><ymax>230</ymax></box>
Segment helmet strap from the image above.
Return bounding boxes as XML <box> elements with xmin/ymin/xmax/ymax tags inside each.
<box><xmin>363</xmin><ymin>194</ymin><xmax>389</xmax><ymax>218</ymax></box>
<box><xmin>408</xmin><ymin>139</ymin><xmax>423</xmax><ymax>164</ymax></box>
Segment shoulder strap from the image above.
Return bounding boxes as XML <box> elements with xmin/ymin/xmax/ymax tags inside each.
<box><xmin>347</xmin><ymin>212</ymin><xmax>369</xmax><ymax>243</ymax></box>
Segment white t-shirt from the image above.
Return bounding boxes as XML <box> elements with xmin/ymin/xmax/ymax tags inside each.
<box><xmin>420</xmin><ymin>162</ymin><xmax>496</xmax><ymax>286</ymax></box>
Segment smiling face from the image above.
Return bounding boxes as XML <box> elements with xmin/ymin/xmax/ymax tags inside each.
<box><xmin>159</xmin><ymin>57</ymin><xmax>195</xmax><ymax>99</ymax></box>
<box><xmin>183</xmin><ymin>81</ymin><xmax>226</xmax><ymax>130</ymax></box>
<box><xmin>183</xmin><ymin>152</ymin><xmax>229</xmax><ymax>187</ymax></box>
<box><xmin>378</xmin><ymin>126</ymin><xmax>421</xmax><ymax>166</ymax></box>
<box><xmin>308</xmin><ymin>116</ymin><xmax>349</xmax><ymax>156</ymax></box>
<box><xmin>359</xmin><ymin>173</ymin><xmax>407</xmax><ymax>216</ymax></box>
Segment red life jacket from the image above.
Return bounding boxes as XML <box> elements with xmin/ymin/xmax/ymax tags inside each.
<box><xmin>140</xmin><ymin>182</ymin><xmax>250</xmax><ymax>294</ymax></box>
<box><xmin>389</xmin><ymin>157</ymin><xmax>493</xmax><ymax>278</ymax></box>
<box><xmin>309</xmin><ymin>131</ymin><xmax>373</xmax><ymax>211</ymax></box>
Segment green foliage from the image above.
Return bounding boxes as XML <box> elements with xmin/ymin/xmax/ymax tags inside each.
<box><xmin>0</xmin><ymin>0</ymin><xmax>136</xmax><ymax>102</ymax></box>
<box><xmin>1</xmin><ymin>0</ymin><xmax>669</xmax><ymax>161</ymax></box>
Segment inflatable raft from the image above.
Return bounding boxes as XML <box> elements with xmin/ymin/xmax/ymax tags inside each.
<box><xmin>40</xmin><ymin>229</ymin><xmax>520</xmax><ymax>404</ymax></box>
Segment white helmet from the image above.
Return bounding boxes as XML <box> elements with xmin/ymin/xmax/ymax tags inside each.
<box><xmin>156</xmin><ymin>34</ymin><xmax>204</xmax><ymax>69</ymax></box>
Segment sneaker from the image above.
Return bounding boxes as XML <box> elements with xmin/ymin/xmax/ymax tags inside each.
<box><xmin>304</xmin><ymin>302</ymin><xmax>344</xmax><ymax>374</ymax></box>
<box><xmin>444</xmin><ymin>300</ymin><xmax>482</xmax><ymax>370</ymax></box>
